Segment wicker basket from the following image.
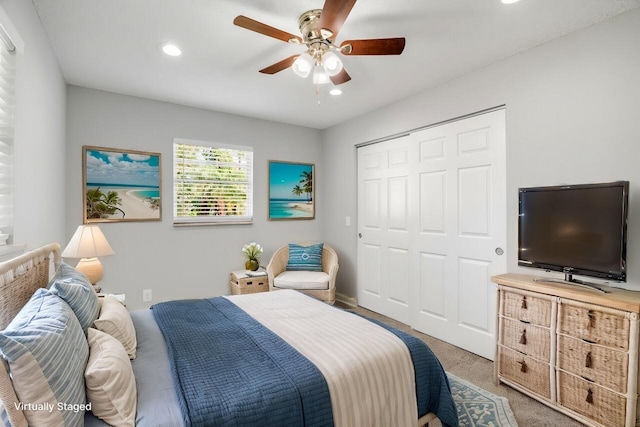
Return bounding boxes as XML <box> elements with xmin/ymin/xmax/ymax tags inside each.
<box><xmin>558</xmin><ymin>302</ymin><xmax>630</xmax><ymax>350</ymax></box>
<box><xmin>557</xmin><ymin>334</ymin><xmax>628</xmax><ymax>394</ymax></box>
<box><xmin>500</xmin><ymin>317</ymin><xmax>550</xmax><ymax>361</ymax></box>
<box><xmin>557</xmin><ymin>371</ymin><xmax>626</xmax><ymax>427</ymax></box>
<box><xmin>502</xmin><ymin>289</ymin><xmax>552</xmax><ymax>327</ymax></box>
<box><xmin>230</xmin><ymin>270</ymin><xmax>269</xmax><ymax>295</ymax></box>
<box><xmin>498</xmin><ymin>346</ymin><xmax>551</xmax><ymax>399</ymax></box>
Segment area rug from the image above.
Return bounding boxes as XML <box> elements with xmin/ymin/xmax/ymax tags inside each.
<box><xmin>447</xmin><ymin>373</ymin><xmax>518</xmax><ymax>427</ymax></box>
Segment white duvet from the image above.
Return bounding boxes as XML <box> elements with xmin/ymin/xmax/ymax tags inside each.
<box><xmin>226</xmin><ymin>290</ymin><xmax>418</xmax><ymax>427</ymax></box>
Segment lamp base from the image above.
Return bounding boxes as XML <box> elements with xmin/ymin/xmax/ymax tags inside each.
<box><xmin>75</xmin><ymin>257</ymin><xmax>103</xmax><ymax>292</ymax></box>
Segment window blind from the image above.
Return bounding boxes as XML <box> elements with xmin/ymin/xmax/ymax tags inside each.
<box><xmin>0</xmin><ymin>44</ymin><xmax>15</xmax><ymax>236</ymax></box>
<box><xmin>173</xmin><ymin>139</ymin><xmax>253</xmax><ymax>225</ymax></box>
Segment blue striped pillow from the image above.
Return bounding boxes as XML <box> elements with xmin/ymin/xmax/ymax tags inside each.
<box><xmin>0</xmin><ymin>289</ymin><xmax>89</xmax><ymax>427</ymax></box>
<box><xmin>47</xmin><ymin>262</ymin><xmax>100</xmax><ymax>332</ymax></box>
<box><xmin>286</xmin><ymin>243</ymin><xmax>324</xmax><ymax>272</ymax></box>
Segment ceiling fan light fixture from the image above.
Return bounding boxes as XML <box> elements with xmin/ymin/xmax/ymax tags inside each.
<box><xmin>292</xmin><ymin>53</ymin><xmax>314</xmax><ymax>78</ymax></box>
<box><xmin>322</xmin><ymin>51</ymin><xmax>343</xmax><ymax>77</ymax></box>
<box><xmin>312</xmin><ymin>65</ymin><xmax>330</xmax><ymax>85</ymax></box>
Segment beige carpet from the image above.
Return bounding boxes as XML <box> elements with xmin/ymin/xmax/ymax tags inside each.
<box><xmin>343</xmin><ymin>304</ymin><xmax>583</xmax><ymax>427</ymax></box>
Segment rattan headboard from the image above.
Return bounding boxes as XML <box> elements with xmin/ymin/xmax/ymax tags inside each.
<box><xmin>0</xmin><ymin>243</ymin><xmax>61</xmax><ymax>427</ymax></box>
<box><xmin>0</xmin><ymin>243</ymin><xmax>61</xmax><ymax>330</ymax></box>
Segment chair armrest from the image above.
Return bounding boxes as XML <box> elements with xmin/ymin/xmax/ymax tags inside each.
<box><xmin>327</xmin><ymin>263</ymin><xmax>339</xmax><ymax>291</ymax></box>
<box><xmin>267</xmin><ymin>247</ymin><xmax>288</xmax><ymax>290</ymax></box>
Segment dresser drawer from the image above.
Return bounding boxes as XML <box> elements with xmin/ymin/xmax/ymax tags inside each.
<box><xmin>557</xmin><ymin>371</ymin><xmax>626</xmax><ymax>427</ymax></box>
<box><xmin>558</xmin><ymin>302</ymin><xmax>630</xmax><ymax>350</ymax></box>
<box><xmin>498</xmin><ymin>346</ymin><xmax>551</xmax><ymax>399</ymax></box>
<box><xmin>500</xmin><ymin>317</ymin><xmax>550</xmax><ymax>361</ymax></box>
<box><xmin>557</xmin><ymin>335</ymin><xmax>628</xmax><ymax>394</ymax></box>
<box><xmin>502</xmin><ymin>290</ymin><xmax>552</xmax><ymax>327</ymax></box>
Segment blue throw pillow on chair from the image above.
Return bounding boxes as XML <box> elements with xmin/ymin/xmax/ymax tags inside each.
<box><xmin>286</xmin><ymin>243</ymin><xmax>324</xmax><ymax>272</ymax></box>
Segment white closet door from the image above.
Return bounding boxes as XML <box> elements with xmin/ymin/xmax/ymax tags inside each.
<box><xmin>356</xmin><ymin>109</ymin><xmax>506</xmax><ymax>360</ymax></box>
<box><xmin>409</xmin><ymin>110</ymin><xmax>506</xmax><ymax>360</ymax></box>
<box><xmin>356</xmin><ymin>135</ymin><xmax>414</xmax><ymax>324</ymax></box>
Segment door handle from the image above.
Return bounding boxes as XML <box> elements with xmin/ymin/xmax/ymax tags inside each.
<box><xmin>495</xmin><ymin>247</ymin><xmax>504</xmax><ymax>256</ymax></box>
<box><xmin>358</xmin><ymin>233</ymin><xmax>362</xmax><ymax>238</ymax></box>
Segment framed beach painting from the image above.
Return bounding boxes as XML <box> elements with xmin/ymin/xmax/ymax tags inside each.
<box><xmin>83</xmin><ymin>146</ymin><xmax>161</xmax><ymax>223</ymax></box>
<box><xmin>268</xmin><ymin>161</ymin><xmax>315</xmax><ymax>220</ymax></box>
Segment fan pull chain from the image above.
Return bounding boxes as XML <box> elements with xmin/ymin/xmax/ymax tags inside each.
<box><xmin>316</xmin><ymin>84</ymin><xmax>321</xmax><ymax>105</ymax></box>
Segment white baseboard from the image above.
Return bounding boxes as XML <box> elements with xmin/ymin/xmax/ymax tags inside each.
<box><xmin>335</xmin><ymin>292</ymin><xmax>357</xmax><ymax>307</ymax></box>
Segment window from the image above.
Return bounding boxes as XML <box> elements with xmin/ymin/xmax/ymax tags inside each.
<box><xmin>0</xmin><ymin>29</ymin><xmax>15</xmax><ymax>238</ymax></box>
<box><xmin>173</xmin><ymin>139</ymin><xmax>253</xmax><ymax>225</ymax></box>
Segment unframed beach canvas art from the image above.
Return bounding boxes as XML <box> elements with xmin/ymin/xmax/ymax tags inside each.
<box><xmin>83</xmin><ymin>146</ymin><xmax>161</xmax><ymax>222</ymax></box>
<box><xmin>268</xmin><ymin>161</ymin><xmax>314</xmax><ymax>220</ymax></box>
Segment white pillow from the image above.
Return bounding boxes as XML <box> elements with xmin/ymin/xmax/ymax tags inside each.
<box><xmin>85</xmin><ymin>328</ymin><xmax>137</xmax><ymax>427</ymax></box>
<box><xmin>93</xmin><ymin>295</ymin><xmax>137</xmax><ymax>359</ymax></box>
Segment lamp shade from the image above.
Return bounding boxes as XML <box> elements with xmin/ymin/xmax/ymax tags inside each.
<box><xmin>62</xmin><ymin>225</ymin><xmax>114</xmax><ymax>258</ymax></box>
<box><xmin>312</xmin><ymin>65</ymin><xmax>330</xmax><ymax>85</ymax></box>
<box><xmin>322</xmin><ymin>51</ymin><xmax>343</xmax><ymax>77</ymax></box>
<box><xmin>292</xmin><ymin>53</ymin><xmax>314</xmax><ymax>78</ymax></box>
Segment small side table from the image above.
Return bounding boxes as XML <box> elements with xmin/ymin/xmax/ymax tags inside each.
<box><xmin>97</xmin><ymin>293</ymin><xmax>126</xmax><ymax>307</ymax></box>
<box><xmin>230</xmin><ymin>270</ymin><xmax>269</xmax><ymax>295</ymax></box>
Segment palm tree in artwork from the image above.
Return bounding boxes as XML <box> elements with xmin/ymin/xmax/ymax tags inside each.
<box><xmin>292</xmin><ymin>185</ymin><xmax>304</xmax><ymax>198</ymax></box>
<box><xmin>299</xmin><ymin>170</ymin><xmax>313</xmax><ymax>202</ymax></box>
<box><xmin>86</xmin><ymin>187</ymin><xmax>125</xmax><ymax>219</ymax></box>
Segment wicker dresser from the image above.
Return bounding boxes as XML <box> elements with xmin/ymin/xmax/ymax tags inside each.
<box><xmin>493</xmin><ymin>273</ymin><xmax>640</xmax><ymax>427</ymax></box>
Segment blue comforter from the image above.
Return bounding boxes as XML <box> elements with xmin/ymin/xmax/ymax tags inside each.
<box><xmin>152</xmin><ymin>297</ymin><xmax>458</xmax><ymax>427</ymax></box>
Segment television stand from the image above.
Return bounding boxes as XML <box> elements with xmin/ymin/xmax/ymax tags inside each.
<box><xmin>534</xmin><ymin>273</ymin><xmax>607</xmax><ymax>293</ymax></box>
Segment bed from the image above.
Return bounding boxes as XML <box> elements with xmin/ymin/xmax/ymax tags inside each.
<box><xmin>0</xmin><ymin>244</ymin><xmax>458</xmax><ymax>427</ymax></box>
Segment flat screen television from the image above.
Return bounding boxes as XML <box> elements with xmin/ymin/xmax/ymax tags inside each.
<box><xmin>518</xmin><ymin>181</ymin><xmax>629</xmax><ymax>284</ymax></box>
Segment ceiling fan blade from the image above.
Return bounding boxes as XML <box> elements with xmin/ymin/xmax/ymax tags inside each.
<box><xmin>234</xmin><ymin>15</ymin><xmax>302</xmax><ymax>43</ymax></box>
<box><xmin>330</xmin><ymin>68</ymin><xmax>351</xmax><ymax>85</ymax></box>
<box><xmin>259</xmin><ymin>55</ymin><xmax>300</xmax><ymax>74</ymax></box>
<box><xmin>319</xmin><ymin>0</ymin><xmax>357</xmax><ymax>38</ymax></box>
<box><xmin>341</xmin><ymin>38</ymin><xmax>406</xmax><ymax>55</ymax></box>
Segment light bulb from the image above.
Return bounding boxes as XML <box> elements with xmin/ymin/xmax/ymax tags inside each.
<box><xmin>312</xmin><ymin>65</ymin><xmax>330</xmax><ymax>85</ymax></box>
<box><xmin>292</xmin><ymin>53</ymin><xmax>314</xmax><ymax>78</ymax></box>
<box><xmin>322</xmin><ymin>51</ymin><xmax>343</xmax><ymax>77</ymax></box>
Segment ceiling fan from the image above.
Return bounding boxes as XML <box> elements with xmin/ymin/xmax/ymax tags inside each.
<box><xmin>233</xmin><ymin>0</ymin><xmax>406</xmax><ymax>87</ymax></box>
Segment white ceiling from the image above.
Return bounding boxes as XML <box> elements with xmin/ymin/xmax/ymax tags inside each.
<box><xmin>33</xmin><ymin>0</ymin><xmax>640</xmax><ymax>129</ymax></box>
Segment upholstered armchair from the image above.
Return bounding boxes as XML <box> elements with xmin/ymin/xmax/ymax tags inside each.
<box><xmin>266</xmin><ymin>242</ymin><xmax>339</xmax><ymax>305</ymax></box>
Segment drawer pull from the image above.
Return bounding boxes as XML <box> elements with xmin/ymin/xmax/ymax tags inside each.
<box><xmin>519</xmin><ymin>329</ymin><xmax>527</xmax><ymax>345</ymax></box>
<box><xmin>585</xmin><ymin>351</ymin><xmax>593</xmax><ymax>368</ymax></box>
<box><xmin>517</xmin><ymin>360</ymin><xmax>528</xmax><ymax>373</ymax></box>
<box><xmin>587</xmin><ymin>310</ymin><xmax>596</xmax><ymax>328</ymax></box>
<box><xmin>521</xmin><ymin>296</ymin><xmax>527</xmax><ymax>309</ymax></box>
<box><xmin>586</xmin><ymin>388</ymin><xmax>594</xmax><ymax>404</ymax></box>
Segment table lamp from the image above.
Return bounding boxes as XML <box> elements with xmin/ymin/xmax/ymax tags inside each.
<box><xmin>61</xmin><ymin>224</ymin><xmax>114</xmax><ymax>292</ymax></box>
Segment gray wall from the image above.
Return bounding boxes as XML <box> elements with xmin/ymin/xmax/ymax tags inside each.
<box><xmin>66</xmin><ymin>87</ymin><xmax>323</xmax><ymax>310</ymax></box>
<box><xmin>322</xmin><ymin>9</ymin><xmax>640</xmax><ymax>297</ymax></box>
<box><xmin>0</xmin><ymin>1</ymin><xmax>66</xmax><ymax>247</ymax></box>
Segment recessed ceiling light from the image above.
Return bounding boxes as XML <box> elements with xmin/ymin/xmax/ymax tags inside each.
<box><xmin>161</xmin><ymin>43</ymin><xmax>182</xmax><ymax>57</ymax></box>
<box><xmin>501</xmin><ymin>0</ymin><xmax>520</xmax><ymax>4</ymax></box>
<box><xmin>329</xmin><ymin>88</ymin><xmax>342</xmax><ymax>96</ymax></box>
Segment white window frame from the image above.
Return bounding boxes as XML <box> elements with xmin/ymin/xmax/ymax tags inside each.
<box><xmin>173</xmin><ymin>138</ymin><xmax>253</xmax><ymax>225</ymax></box>
<box><xmin>0</xmin><ymin>28</ymin><xmax>15</xmax><ymax>240</ymax></box>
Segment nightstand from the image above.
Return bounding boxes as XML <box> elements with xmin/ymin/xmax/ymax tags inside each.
<box><xmin>97</xmin><ymin>293</ymin><xmax>126</xmax><ymax>307</ymax></box>
<box><xmin>230</xmin><ymin>270</ymin><xmax>269</xmax><ymax>295</ymax></box>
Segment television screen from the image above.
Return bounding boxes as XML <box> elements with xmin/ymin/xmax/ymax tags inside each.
<box><xmin>518</xmin><ymin>181</ymin><xmax>629</xmax><ymax>282</ymax></box>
